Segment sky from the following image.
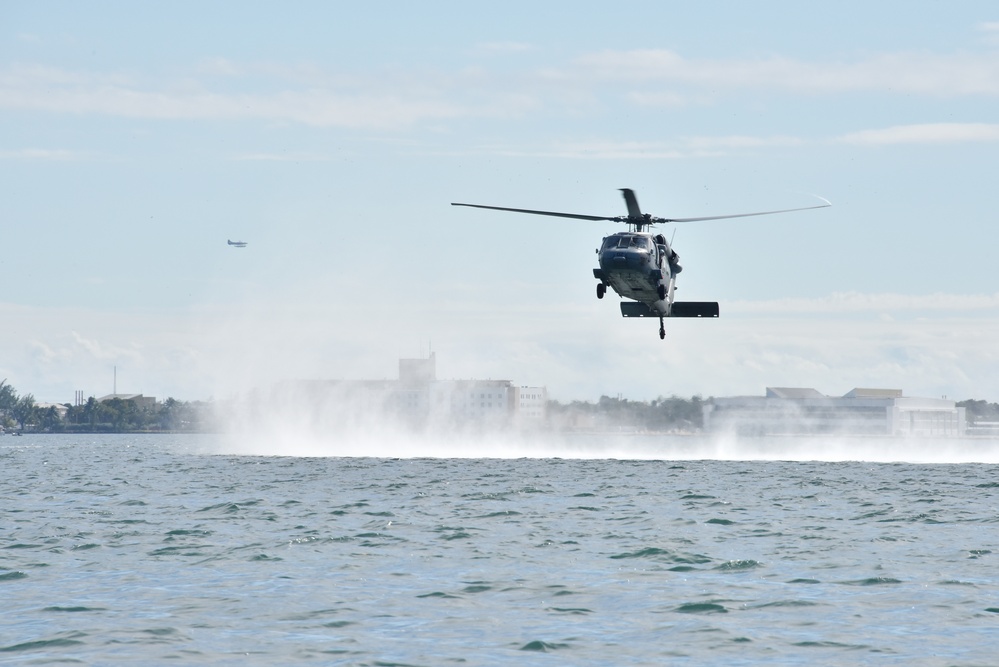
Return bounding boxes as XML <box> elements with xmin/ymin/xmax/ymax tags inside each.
<box><xmin>1</xmin><ymin>1</ymin><xmax>998</xmax><ymax>404</ymax></box>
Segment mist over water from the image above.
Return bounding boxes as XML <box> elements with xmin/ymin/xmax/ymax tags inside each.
<box><xmin>214</xmin><ymin>432</ymin><xmax>999</xmax><ymax>463</ymax></box>
<box><xmin>205</xmin><ymin>367</ymin><xmax>999</xmax><ymax>462</ymax></box>
<box><xmin>214</xmin><ymin>397</ymin><xmax>999</xmax><ymax>463</ymax></box>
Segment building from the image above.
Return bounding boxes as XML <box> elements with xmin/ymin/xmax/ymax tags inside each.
<box><xmin>434</xmin><ymin>379</ymin><xmax>515</xmax><ymax>427</ymax></box>
<box><xmin>97</xmin><ymin>393</ymin><xmax>157</xmax><ymax>411</ymax></box>
<box><xmin>35</xmin><ymin>402</ymin><xmax>69</xmax><ymax>419</ymax></box>
<box><xmin>268</xmin><ymin>353</ymin><xmax>548</xmax><ymax>431</ymax></box>
<box><xmin>395</xmin><ymin>353</ymin><xmax>548</xmax><ymax>429</ymax></box>
<box><xmin>703</xmin><ymin>387</ymin><xmax>966</xmax><ymax>437</ymax></box>
<box><xmin>515</xmin><ymin>385</ymin><xmax>548</xmax><ymax>426</ymax></box>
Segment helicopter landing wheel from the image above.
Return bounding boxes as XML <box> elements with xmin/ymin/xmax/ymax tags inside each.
<box><xmin>659</xmin><ymin>319</ymin><xmax>666</xmax><ymax>340</ymax></box>
<box><xmin>596</xmin><ymin>283</ymin><xmax>606</xmax><ymax>299</ymax></box>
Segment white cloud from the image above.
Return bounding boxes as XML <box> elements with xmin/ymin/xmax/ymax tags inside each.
<box><xmin>0</xmin><ymin>63</ymin><xmax>133</xmax><ymax>87</ymax></box>
<box><xmin>231</xmin><ymin>151</ymin><xmax>331</xmax><ymax>162</ymax></box>
<box><xmin>196</xmin><ymin>57</ymin><xmax>244</xmax><ymax>77</ymax></box>
<box><xmin>572</xmin><ymin>48</ymin><xmax>999</xmax><ymax>96</ymax></box>
<box><xmin>3</xmin><ymin>42</ymin><xmax>997</xmax><ymax>133</ymax></box>
<box><xmin>838</xmin><ymin>122</ymin><xmax>999</xmax><ymax>145</ymax></box>
<box><xmin>451</xmin><ymin>134</ymin><xmax>807</xmax><ymax>160</ymax></box>
<box><xmin>0</xmin><ymin>85</ymin><xmax>463</xmax><ymax>129</ymax></box>
<box><xmin>474</xmin><ymin>41</ymin><xmax>536</xmax><ymax>54</ymax></box>
<box><xmin>489</xmin><ymin>140</ymin><xmax>690</xmax><ymax>159</ymax></box>
<box><xmin>627</xmin><ymin>90</ymin><xmax>708</xmax><ymax>108</ymax></box>
<box><xmin>683</xmin><ymin>135</ymin><xmax>804</xmax><ymax>151</ymax></box>
<box><xmin>0</xmin><ymin>148</ymin><xmax>81</xmax><ymax>160</ymax></box>
<box><xmin>978</xmin><ymin>21</ymin><xmax>999</xmax><ymax>44</ymax></box>
<box><xmin>439</xmin><ymin>117</ymin><xmax>999</xmax><ymax>158</ymax></box>
<box><xmin>0</xmin><ymin>64</ymin><xmax>472</xmax><ymax>129</ymax></box>
<box><xmin>726</xmin><ymin>291</ymin><xmax>999</xmax><ymax>314</ymax></box>
<box><xmin>500</xmin><ymin>125</ymin><xmax>999</xmax><ymax>159</ymax></box>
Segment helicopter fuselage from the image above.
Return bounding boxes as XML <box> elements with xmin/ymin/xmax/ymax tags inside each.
<box><xmin>593</xmin><ymin>231</ymin><xmax>679</xmax><ymax>316</ymax></box>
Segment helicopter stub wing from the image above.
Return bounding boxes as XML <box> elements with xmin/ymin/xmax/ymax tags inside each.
<box><xmin>672</xmin><ymin>302</ymin><xmax>720</xmax><ymax>317</ymax></box>
<box><xmin>620</xmin><ymin>302</ymin><xmax>719</xmax><ymax>318</ymax></box>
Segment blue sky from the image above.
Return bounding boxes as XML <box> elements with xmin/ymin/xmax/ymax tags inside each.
<box><xmin>1</xmin><ymin>1</ymin><xmax>998</xmax><ymax>403</ymax></box>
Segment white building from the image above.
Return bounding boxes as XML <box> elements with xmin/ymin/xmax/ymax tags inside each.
<box><xmin>306</xmin><ymin>353</ymin><xmax>549</xmax><ymax>430</ymax></box>
<box><xmin>438</xmin><ymin>380</ymin><xmax>515</xmax><ymax>426</ymax></box>
<box><xmin>703</xmin><ymin>387</ymin><xmax>966</xmax><ymax>437</ymax></box>
<box><xmin>515</xmin><ymin>386</ymin><xmax>548</xmax><ymax>426</ymax></box>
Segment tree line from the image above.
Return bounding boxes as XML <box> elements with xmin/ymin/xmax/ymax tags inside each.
<box><xmin>956</xmin><ymin>399</ymin><xmax>999</xmax><ymax>424</ymax></box>
<box><xmin>3</xmin><ymin>377</ymin><xmax>998</xmax><ymax>434</ymax></box>
<box><xmin>0</xmin><ymin>380</ymin><xmax>214</xmax><ymax>433</ymax></box>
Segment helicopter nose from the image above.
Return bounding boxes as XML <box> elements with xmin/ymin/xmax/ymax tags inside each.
<box><xmin>601</xmin><ymin>249</ymin><xmax>642</xmax><ymax>270</ymax></box>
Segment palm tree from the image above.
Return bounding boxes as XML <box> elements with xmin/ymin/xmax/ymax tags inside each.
<box><xmin>12</xmin><ymin>394</ymin><xmax>37</xmax><ymax>431</ymax></box>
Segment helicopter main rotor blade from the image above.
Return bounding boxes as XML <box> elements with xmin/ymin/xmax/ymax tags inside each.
<box><xmin>451</xmin><ymin>202</ymin><xmax>619</xmax><ymax>222</ymax></box>
<box><xmin>620</xmin><ymin>188</ymin><xmax>644</xmax><ymax>218</ymax></box>
<box><xmin>657</xmin><ymin>198</ymin><xmax>831</xmax><ymax>223</ymax></box>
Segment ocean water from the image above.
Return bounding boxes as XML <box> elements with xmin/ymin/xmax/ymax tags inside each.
<box><xmin>3</xmin><ymin>433</ymin><xmax>999</xmax><ymax>666</ymax></box>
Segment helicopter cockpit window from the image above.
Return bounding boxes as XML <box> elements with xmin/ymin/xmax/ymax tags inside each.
<box><xmin>615</xmin><ymin>236</ymin><xmax>631</xmax><ymax>248</ymax></box>
<box><xmin>603</xmin><ymin>237</ymin><xmax>619</xmax><ymax>250</ymax></box>
<box><xmin>630</xmin><ymin>237</ymin><xmax>650</xmax><ymax>249</ymax></box>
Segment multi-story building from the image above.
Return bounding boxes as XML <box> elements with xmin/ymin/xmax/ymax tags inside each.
<box><xmin>397</xmin><ymin>354</ymin><xmax>547</xmax><ymax>429</ymax></box>
<box><xmin>515</xmin><ymin>385</ymin><xmax>548</xmax><ymax>426</ymax></box>
<box><xmin>269</xmin><ymin>353</ymin><xmax>547</xmax><ymax>431</ymax></box>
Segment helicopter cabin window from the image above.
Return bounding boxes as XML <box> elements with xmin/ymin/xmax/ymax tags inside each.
<box><xmin>602</xmin><ymin>237</ymin><xmax>619</xmax><ymax>250</ymax></box>
<box><xmin>615</xmin><ymin>236</ymin><xmax>631</xmax><ymax>248</ymax></box>
<box><xmin>630</xmin><ymin>237</ymin><xmax>649</xmax><ymax>249</ymax></box>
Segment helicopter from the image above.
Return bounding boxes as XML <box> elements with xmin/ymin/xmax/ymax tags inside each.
<box><xmin>451</xmin><ymin>188</ymin><xmax>830</xmax><ymax>340</ymax></box>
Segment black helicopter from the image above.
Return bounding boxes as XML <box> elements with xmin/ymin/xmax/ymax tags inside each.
<box><xmin>452</xmin><ymin>189</ymin><xmax>829</xmax><ymax>339</ymax></box>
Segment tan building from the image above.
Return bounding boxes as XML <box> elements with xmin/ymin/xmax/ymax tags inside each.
<box><xmin>98</xmin><ymin>394</ymin><xmax>157</xmax><ymax>411</ymax></box>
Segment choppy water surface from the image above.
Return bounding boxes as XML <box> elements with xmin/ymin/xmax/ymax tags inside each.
<box><xmin>3</xmin><ymin>434</ymin><xmax>999</xmax><ymax>665</ymax></box>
